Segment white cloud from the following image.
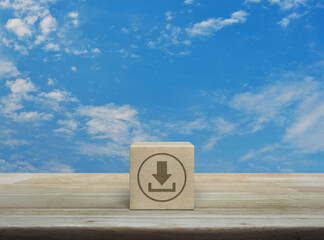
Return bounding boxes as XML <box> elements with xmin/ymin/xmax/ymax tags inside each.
<box><xmin>147</xmin><ymin>41</ymin><xmax>156</xmax><ymax>48</ymax></box>
<box><xmin>40</xmin><ymin>15</ymin><xmax>57</xmax><ymax>35</ymax></box>
<box><xmin>39</xmin><ymin>90</ymin><xmax>77</xmax><ymax>102</ymax></box>
<box><xmin>68</xmin><ymin>11</ymin><xmax>78</xmax><ymax>26</ymax></box>
<box><xmin>278</xmin><ymin>17</ymin><xmax>290</xmax><ymax>28</ymax></box>
<box><xmin>158</xmin><ymin>116</ymin><xmax>235</xmax><ymax>150</ymax></box>
<box><xmin>0</xmin><ymin>159</ymin><xmax>74</xmax><ymax>173</ymax></box>
<box><xmin>73</xmin><ymin>50</ymin><xmax>87</xmax><ymax>55</ymax></box>
<box><xmin>54</xmin><ymin>119</ymin><xmax>78</xmax><ymax>134</ymax></box>
<box><xmin>91</xmin><ymin>48</ymin><xmax>101</xmax><ymax>54</ymax></box>
<box><xmin>121</xmin><ymin>27</ymin><xmax>129</xmax><ymax>33</ymax></box>
<box><xmin>203</xmin><ymin>136</ymin><xmax>221</xmax><ymax>151</ymax></box>
<box><xmin>1</xmin><ymin>78</ymin><xmax>58</xmax><ymax>122</ymax></box>
<box><xmin>38</xmin><ymin>89</ymin><xmax>78</xmax><ymax>111</ymax></box>
<box><xmin>24</xmin><ymin>15</ymin><xmax>38</xmax><ymax>25</ymax></box>
<box><xmin>41</xmin><ymin>161</ymin><xmax>75</xmax><ymax>173</ymax></box>
<box><xmin>277</xmin><ymin>12</ymin><xmax>302</xmax><ymax>28</ymax></box>
<box><xmin>71</xmin><ymin>66</ymin><xmax>77</xmax><ymax>72</ymax></box>
<box><xmin>0</xmin><ymin>159</ymin><xmax>36</xmax><ymax>172</ymax></box>
<box><xmin>163</xmin><ymin>24</ymin><xmax>182</xmax><ymax>45</ymax></box>
<box><xmin>6</xmin><ymin>78</ymin><xmax>36</xmax><ymax>94</ymax></box>
<box><xmin>238</xmin><ymin>144</ymin><xmax>278</xmax><ymax>162</ymax></box>
<box><xmin>78</xmin><ymin>104</ymin><xmax>139</xmax><ymax>142</ymax></box>
<box><xmin>246</xmin><ymin>0</ymin><xmax>307</xmax><ymax>10</ymax></box>
<box><xmin>1</xmin><ymin>1</ymin><xmax>95</xmax><ymax>57</ymax></box>
<box><xmin>1</xmin><ymin>77</ymin><xmax>155</xmax><ymax>160</ymax></box>
<box><xmin>66</xmin><ymin>49</ymin><xmax>88</xmax><ymax>55</ymax></box>
<box><xmin>2</xmin><ymin>37</ymin><xmax>29</xmax><ymax>55</ymax></box>
<box><xmin>121</xmin><ymin>24</ymin><xmax>139</xmax><ymax>34</ymax></box>
<box><xmin>285</xmin><ymin>103</ymin><xmax>324</xmax><ymax>138</ymax></box>
<box><xmin>0</xmin><ymin>0</ymin><xmax>58</xmax><ymax>54</ymax></box>
<box><xmin>230</xmin><ymin>77</ymin><xmax>317</xmax><ymax>132</ymax></box>
<box><xmin>1</xmin><ymin>79</ymin><xmax>54</xmax><ymax>123</ymax></box>
<box><xmin>10</xmin><ymin>111</ymin><xmax>53</xmax><ymax>122</ymax></box>
<box><xmin>118</xmin><ymin>48</ymin><xmax>128</xmax><ymax>57</ymax></box>
<box><xmin>239</xmin><ymin>151</ymin><xmax>256</xmax><ymax>161</ymax></box>
<box><xmin>183</xmin><ymin>39</ymin><xmax>191</xmax><ymax>46</ymax></box>
<box><xmin>203</xmin><ymin>118</ymin><xmax>236</xmax><ymax>150</ymax></box>
<box><xmin>147</xmin><ymin>23</ymin><xmax>192</xmax><ymax>55</ymax></box>
<box><xmin>77</xmin><ymin>142</ymin><xmax>129</xmax><ymax>158</ymax></box>
<box><xmin>132</xmin><ymin>24</ymin><xmax>139</xmax><ymax>32</ymax></box>
<box><xmin>0</xmin><ymin>138</ymin><xmax>29</xmax><ymax>148</ymax></box>
<box><xmin>47</xmin><ymin>78</ymin><xmax>55</xmax><ymax>85</ymax></box>
<box><xmin>212</xmin><ymin>117</ymin><xmax>236</xmax><ymax>134</ymax></box>
<box><xmin>0</xmin><ymin>78</ymin><xmax>77</xmax><ymax>127</ymax></box>
<box><xmin>34</xmin><ymin>35</ymin><xmax>46</xmax><ymax>45</ymax></box>
<box><xmin>0</xmin><ymin>74</ymin><xmax>160</xmax><ymax>168</ymax></box>
<box><xmin>268</xmin><ymin>0</ymin><xmax>307</xmax><ymax>10</ymax></box>
<box><xmin>130</xmin><ymin>53</ymin><xmax>140</xmax><ymax>58</ymax></box>
<box><xmin>1</xmin><ymin>91</ymin><xmax>24</xmax><ymax>114</ymax></box>
<box><xmin>0</xmin><ymin>0</ymin><xmax>49</xmax><ymax>13</ymax></box>
<box><xmin>68</xmin><ymin>11</ymin><xmax>78</xmax><ymax>19</ymax></box>
<box><xmin>0</xmin><ymin>60</ymin><xmax>20</xmax><ymax>79</ymax></box>
<box><xmin>77</xmin><ymin>104</ymin><xmax>154</xmax><ymax>157</ymax></box>
<box><xmin>1</xmin><ymin>1</ymin><xmax>100</xmax><ymax>58</ymax></box>
<box><xmin>184</xmin><ymin>0</ymin><xmax>194</xmax><ymax>4</ymax></box>
<box><xmin>166</xmin><ymin>117</ymin><xmax>209</xmax><ymax>134</ymax></box>
<box><xmin>44</xmin><ymin>42</ymin><xmax>60</xmax><ymax>51</ymax></box>
<box><xmin>5</xmin><ymin>18</ymin><xmax>32</xmax><ymax>38</ymax></box>
<box><xmin>186</xmin><ymin>10</ymin><xmax>248</xmax><ymax>37</ymax></box>
<box><xmin>165</xmin><ymin>11</ymin><xmax>173</xmax><ymax>21</ymax></box>
<box><xmin>283</xmin><ymin>102</ymin><xmax>324</xmax><ymax>153</ymax></box>
<box><xmin>231</xmin><ymin>69</ymin><xmax>324</xmax><ymax>154</ymax></box>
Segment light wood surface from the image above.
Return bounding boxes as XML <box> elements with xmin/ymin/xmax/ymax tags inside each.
<box><xmin>0</xmin><ymin>173</ymin><xmax>324</xmax><ymax>239</ymax></box>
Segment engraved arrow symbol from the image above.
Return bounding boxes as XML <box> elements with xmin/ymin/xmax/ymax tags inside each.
<box><xmin>152</xmin><ymin>161</ymin><xmax>171</xmax><ymax>185</ymax></box>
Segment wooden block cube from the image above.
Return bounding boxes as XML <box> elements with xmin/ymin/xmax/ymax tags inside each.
<box><xmin>129</xmin><ymin>142</ymin><xmax>194</xmax><ymax>209</ymax></box>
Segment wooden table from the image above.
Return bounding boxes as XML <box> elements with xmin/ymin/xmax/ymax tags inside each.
<box><xmin>0</xmin><ymin>173</ymin><xmax>323</xmax><ymax>239</ymax></box>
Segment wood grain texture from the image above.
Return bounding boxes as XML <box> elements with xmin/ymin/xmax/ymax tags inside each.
<box><xmin>0</xmin><ymin>173</ymin><xmax>324</xmax><ymax>240</ymax></box>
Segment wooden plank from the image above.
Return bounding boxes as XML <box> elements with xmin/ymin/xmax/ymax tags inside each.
<box><xmin>0</xmin><ymin>173</ymin><xmax>323</xmax><ymax>239</ymax></box>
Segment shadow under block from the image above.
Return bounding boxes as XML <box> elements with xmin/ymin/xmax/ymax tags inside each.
<box><xmin>129</xmin><ymin>142</ymin><xmax>194</xmax><ymax>209</ymax></box>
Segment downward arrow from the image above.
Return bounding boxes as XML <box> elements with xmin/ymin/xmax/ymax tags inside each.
<box><xmin>152</xmin><ymin>161</ymin><xmax>172</xmax><ymax>185</ymax></box>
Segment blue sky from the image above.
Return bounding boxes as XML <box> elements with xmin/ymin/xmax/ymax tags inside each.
<box><xmin>0</xmin><ymin>0</ymin><xmax>324</xmax><ymax>173</ymax></box>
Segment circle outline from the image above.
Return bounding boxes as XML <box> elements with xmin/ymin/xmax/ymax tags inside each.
<box><xmin>137</xmin><ymin>153</ymin><xmax>187</xmax><ymax>202</ymax></box>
